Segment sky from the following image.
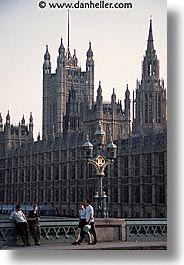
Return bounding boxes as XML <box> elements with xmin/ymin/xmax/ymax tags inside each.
<box><xmin>0</xmin><ymin>0</ymin><xmax>167</xmax><ymax>138</ymax></box>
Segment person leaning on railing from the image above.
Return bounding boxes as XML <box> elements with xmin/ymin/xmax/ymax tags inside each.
<box><xmin>9</xmin><ymin>204</ymin><xmax>31</xmax><ymax>247</ymax></box>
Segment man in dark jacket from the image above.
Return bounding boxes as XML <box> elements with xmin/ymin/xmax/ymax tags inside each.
<box><xmin>27</xmin><ymin>204</ymin><xmax>41</xmax><ymax>246</ymax></box>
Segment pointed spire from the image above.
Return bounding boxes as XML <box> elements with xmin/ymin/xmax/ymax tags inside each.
<box><xmin>29</xmin><ymin>112</ymin><xmax>33</xmax><ymax>131</ymax></box>
<box><xmin>44</xmin><ymin>45</ymin><xmax>51</xmax><ymax>61</ymax></box>
<box><xmin>65</xmin><ymin>10</ymin><xmax>72</xmax><ymax>62</ymax></box>
<box><xmin>125</xmin><ymin>84</ymin><xmax>130</xmax><ymax>97</ymax></box>
<box><xmin>87</xmin><ymin>42</ymin><xmax>93</xmax><ymax>58</ymax></box>
<box><xmin>111</xmin><ymin>88</ymin><xmax>116</xmax><ymax>104</ymax></box>
<box><xmin>142</xmin><ymin>19</ymin><xmax>159</xmax><ymax>80</ymax></box>
<box><xmin>37</xmin><ymin>132</ymin><xmax>41</xmax><ymax>141</ymax></box>
<box><xmin>97</xmin><ymin>81</ymin><xmax>102</xmax><ymax>95</ymax></box>
<box><xmin>73</xmin><ymin>48</ymin><xmax>78</xmax><ymax>66</ymax></box>
<box><xmin>43</xmin><ymin>45</ymin><xmax>51</xmax><ymax>72</ymax></box>
<box><xmin>67</xmin><ymin>9</ymin><xmax>70</xmax><ymax>48</ymax></box>
<box><xmin>58</xmin><ymin>37</ymin><xmax>65</xmax><ymax>55</ymax></box>
<box><xmin>147</xmin><ymin>18</ymin><xmax>154</xmax><ymax>52</ymax></box>
<box><xmin>148</xmin><ymin>18</ymin><xmax>153</xmax><ymax>41</ymax></box>
<box><xmin>29</xmin><ymin>112</ymin><xmax>33</xmax><ymax>136</ymax></box>
<box><xmin>66</xmin><ymin>46</ymin><xmax>72</xmax><ymax>61</ymax></box>
<box><xmin>6</xmin><ymin>110</ymin><xmax>10</xmax><ymax>125</ymax></box>
<box><xmin>29</xmin><ymin>112</ymin><xmax>33</xmax><ymax>124</ymax></box>
<box><xmin>133</xmin><ymin>89</ymin><xmax>135</xmax><ymax>120</ymax></box>
<box><xmin>96</xmin><ymin>81</ymin><xmax>103</xmax><ymax>120</ymax></box>
<box><xmin>21</xmin><ymin>115</ymin><xmax>25</xmax><ymax>125</ymax></box>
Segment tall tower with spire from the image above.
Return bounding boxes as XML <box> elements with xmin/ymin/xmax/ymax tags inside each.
<box><xmin>86</xmin><ymin>42</ymin><xmax>95</xmax><ymax>110</ymax></box>
<box><xmin>42</xmin><ymin>11</ymin><xmax>95</xmax><ymax>140</ymax></box>
<box><xmin>42</xmin><ymin>44</ymin><xmax>52</xmax><ymax>140</ymax></box>
<box><xmin>132</xmin><ymin>19</ymin><xmax>167</xmax><ymax>135</ymax></box>
<box><xmin>124</xmin><ymin>84</ymin><xmax>131</xmax><ymax>121</ymax></box>
<box><xmin>96</xmin><ymin>81</ymin><xmax>103</xmax><ymax>120</ymax></box>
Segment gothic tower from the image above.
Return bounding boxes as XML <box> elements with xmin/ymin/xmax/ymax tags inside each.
<box><xmin>124</xmin><ymin>84</ymin><xmax>131</xmax><ymax>121</ymax></box>
<box><xmin>42</xmin><ymin>45</ymin><xmax>52</xmax><ymax>140</ymax></box>
<box><xmin>95</xmin><ymin>81</ymin><xmax>103</xmax><ymax>120</ymax></box>
<box><xmin>42</xmin><ymin>12</ymin><xmax>95</xmax><ymax>140</ymax></box>
<box><xmin>56</xmin><ymin>37</ymin><xmax>67</xmax><ymax>137</ymax></box>
<box><xmin>86</xmin><ymin>42</ymin><xmax>95</xmax><ymax>110</ymax></box>
<box><xmin>132</xmin><ymin>19</ymin><xmax>167</xmax><ymax>135</ymax></box>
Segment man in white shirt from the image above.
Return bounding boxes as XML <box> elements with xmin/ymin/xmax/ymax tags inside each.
<box><xmin>9</xmin><ymin>204</ymin><xmax>31</xmax><ymax>246</ymax></box>
<box><xmin>85</xmin><ymin>199</ymin><xmax>97</xmax><ymax>244</ymax></box>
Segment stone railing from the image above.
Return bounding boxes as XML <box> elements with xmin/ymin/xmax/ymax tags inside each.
<box><xmin>0</xmin><ymin>218</ymin><xmax>79</xmax><ymax>248</ymax></box>
<box><xmin>125</xmin><ymin>219</ymin><xmax>167</xmax><ymax>241</ymax></box>
<box><xmin>0</xmin><ymin>218</ymin><xmax>167</xmax><ymax>248</ymax></box>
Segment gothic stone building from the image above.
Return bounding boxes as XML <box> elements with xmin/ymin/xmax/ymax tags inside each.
<box><xmin>0</xmin><ymin>20</ymin><xmax>167</xmax><ymax>218</ymax></box>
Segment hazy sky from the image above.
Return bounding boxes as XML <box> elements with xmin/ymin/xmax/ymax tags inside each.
<box><xmin>0</xmin><ymin>0</ymin><xmax>167</xmax><ymax>138</ymax></box>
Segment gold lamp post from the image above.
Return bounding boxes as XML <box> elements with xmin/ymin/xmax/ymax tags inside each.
<box><xmin>82</xmin><ymin>121</ymin><xmax>117</xmax><ymax>218</ymax></box>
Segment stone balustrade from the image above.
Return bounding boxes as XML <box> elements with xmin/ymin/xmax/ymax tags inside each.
<box><xmin>0</xmin><ymin>217</ymin><xmax>167</xmax><ymax>248</ymax></box>
<box><xmin>125</xmin><ymin>218</ymin><xmax>167</xmax><ymax>241</ymax></box>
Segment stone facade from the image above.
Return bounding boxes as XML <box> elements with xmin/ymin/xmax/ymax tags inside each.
<box><xmin>0</xmin><ymin>20</ymin><xmax>167</xmax><ymax>218</ymax></box>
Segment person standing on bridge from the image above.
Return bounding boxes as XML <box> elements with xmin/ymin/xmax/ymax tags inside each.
<box><xmin>27</xmin><ymin>204</ymin><xmax>41</xmax><ymax>246</ymax></box>
<box><xmin>9</xmin><ymin>204</ymin><xmax>31</xmax><ymax>247</ymax></box>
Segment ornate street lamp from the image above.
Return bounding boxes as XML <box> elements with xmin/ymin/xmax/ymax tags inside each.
<box><xmin>82</xmin><ymin>135</ymin><xmax>93</xmax><ymax>158</ymax></box>
<box><xmin>82</xmin><ymin>121</ymin><xmax>117</xmax><ymax>218</ymax></box>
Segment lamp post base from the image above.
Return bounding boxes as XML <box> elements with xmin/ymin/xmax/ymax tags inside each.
<box><xmin>94</xmin><ymin>191</ymin><xmax>108</xmax><ymax>218</ymax></box>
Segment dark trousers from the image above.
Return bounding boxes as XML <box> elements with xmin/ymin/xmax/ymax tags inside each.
<box><xmin>90</xmin><ymin>222</ymin><xmax>97</xmax><ymax>244</ymax></box>
<box><xmin>80</xmin><ymin>222</ymin><xmax>97</xmax><ymax>244</ymax></box>
<box><xmin>16</xmin><ymin>222</ymin><xmax>29</xmax><ymax>245</ymax></box>
<box><xmin>29</xmin><ymin>224</ymin><xmax>41</xmax><ymax>244</ymax></box>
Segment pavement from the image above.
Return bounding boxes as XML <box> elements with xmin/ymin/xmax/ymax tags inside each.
<box><xmin>2</xmin><ymin>241</ymin><xmax>167</xmax><ymax>250</ymax></box>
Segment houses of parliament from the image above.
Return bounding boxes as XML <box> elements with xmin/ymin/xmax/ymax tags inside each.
<box><xmin>0</xmin><ymin>19</ymin><xmax>167</xmax><ymax>218</ymax></box>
